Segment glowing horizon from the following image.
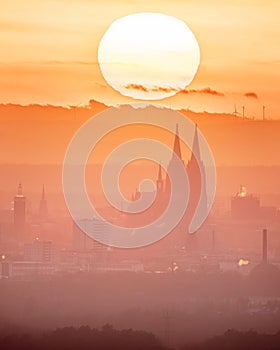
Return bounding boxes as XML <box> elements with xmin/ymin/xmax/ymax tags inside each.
<box><xmin>0</xmin><ymin>0</ymin><xmax>279</xmax><ymax>118</ymax></box>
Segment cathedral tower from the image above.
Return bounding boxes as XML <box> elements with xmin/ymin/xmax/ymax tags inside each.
<box><xmin>39</xmin><ymin>185</ymin><xmax>48</xmax><ymax>222</ymax></box>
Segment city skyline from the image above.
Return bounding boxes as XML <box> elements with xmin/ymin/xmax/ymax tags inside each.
<box><xmin>0</xmin><ymin>2</ymin><xmax>279</xmax><ymax>348</ymax></box>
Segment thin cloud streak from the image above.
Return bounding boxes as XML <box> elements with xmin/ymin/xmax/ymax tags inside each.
<box><xmin>244</xmin><ymin>92</ymin><xmax>258</xmax><ymax>99</ymax></box>
<box><xmin>124</xmin><ymin>84</ymin><xmax>149</xmax><ymax>92</ymax></box>
<box><xmin>181</xmin><ymin>87</ymin><xmax>225</xmax><ymax>96</ymax></box>
<box><xmin>124</xmin><ymin>84</ymin><xmax>224</xmax><ymax>96</ymax></box>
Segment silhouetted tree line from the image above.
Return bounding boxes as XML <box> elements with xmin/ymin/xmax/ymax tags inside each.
<box><xmin>0</xmin><ymin>324</ymin><xmax>165</xmax><ymax>350</ymax></box>
<box><xmin>181</xmin><ymin>329</ymin><xmax>280</xmax><ymax>350</ymax></box>
<box><xmin>1</xmin><ymin>326</ymin><xmax>280</xmax><ymax>350</ymax></box>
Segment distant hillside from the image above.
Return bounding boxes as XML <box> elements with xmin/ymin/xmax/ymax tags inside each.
<box><xmin>0</xmin><ymin>102</ymin><xmax>279</xmax><ymax>165</ymax></box>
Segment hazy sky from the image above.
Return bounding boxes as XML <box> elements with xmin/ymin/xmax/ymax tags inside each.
<box><xmin>0</xmin><ymin>0</ymin><xmax>279</xmax><ymax>118</ymax></box>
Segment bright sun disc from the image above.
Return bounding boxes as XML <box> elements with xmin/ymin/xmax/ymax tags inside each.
<box><xmin>98</xmin><ymin>13</ymin><xmax>200</xmax><ymax>101</ymax></box>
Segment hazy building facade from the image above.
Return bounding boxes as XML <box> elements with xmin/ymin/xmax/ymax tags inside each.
<box><xmin>13</xmin><ymin>183</ymin><xmax>26</xmax><ymax>243</ymax></box>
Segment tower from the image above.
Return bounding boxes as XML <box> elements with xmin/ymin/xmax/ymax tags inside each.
<box><xmin>39</xmin><ymin>185</ymin><xmax>48</xmax><ymax>222</ymax></box>
<box><xmin>172</xmin><ymin>123</ymin><xmax>182</xmax><ymax>160</ymax></box>
<box><xmin>165</xmin><ymin>124</ymin><xmax>184</xmax><ymax>194</ymax></box>
<box><xmin>190</xmin><ymin>124</ymin><xmax>201</xmax><ymax>162</ymax></box>
<box><xmin>14</xmin><ymin>183</ymin><xmax>26</xmax><ymax>242</ymax></box>
<box><xmin>156</xmin><ymin>162</ymin><xmax>164</xmax><ymax>194</ymax></box>
<box><xmin>186</xmin><ymin>124</ymin><xmax>208</xmax><ymax>220</ymax></box>
<box><xmin>126</xmin><ymin>124</ymin><xmax>208</xmax><ymax>251</ymax></box>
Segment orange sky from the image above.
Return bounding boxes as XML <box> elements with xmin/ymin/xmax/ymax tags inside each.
<box><xmin>0</xmin><ymin>0</ymin><xmax>279</xmax><ymax>118</ymax></box>
<box><xmin>0</xmin><ymin>103</ymin><xmax>279</xmax><ymax>166</ymax></box>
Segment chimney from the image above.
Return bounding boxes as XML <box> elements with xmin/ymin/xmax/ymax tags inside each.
<box><xmin>262</xmin><ymin>228</ymin><xmax>268</xmax><ymax>264</ymax></box>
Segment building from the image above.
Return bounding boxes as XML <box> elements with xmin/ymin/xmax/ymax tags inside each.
<box><xmin>130</xmin><ymin>124</ymin><xmax>207</xmax><ymax>249</ymax></box>
<box><xmin>24</xmin><ymin>239</ymin><xmax>58</xmax><ymax>263</ymax></box>
<box><xmin>231</xmin><ymin>186</ymin><xmax>277</xmax><ymax>222</ymax></box>
<box><xmin>231</xmin><ymin>185</ymin><xmax>260</xmax><ymax>220</ymax></box>
<box><xmin>0</xmin><ymin>209</ymin><xmax>14</xmax><ymax>250</ymax></box>
<box><xmin>72</xmin><ymin>218</ymin><xmax>112</xmax><ymax>252</ymax></box>
<box><xmin>13</xmin><ymin>183</ymin><xmax>26</xmax><ymax>242</ymax></box>
<box><xmin>0</xmin><ymin>260</ymin><xmax>55</xmax><ymax>279</ymax></box>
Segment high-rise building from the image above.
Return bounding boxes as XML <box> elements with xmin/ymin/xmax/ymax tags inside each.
<box><xmin>13</xmin><ymin>183</ymin><xmax>26</xmax><ymax>242</ymax></box>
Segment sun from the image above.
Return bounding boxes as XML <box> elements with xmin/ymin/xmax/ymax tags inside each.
<box><xmin>98</xmin><ymin>13</ymin><xmax>200</xmax><ymax>101</ymax></box>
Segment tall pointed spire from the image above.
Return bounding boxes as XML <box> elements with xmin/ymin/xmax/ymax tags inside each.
<box><xmin>39</xmin><ymin>184</ymin><xmax>48</xmax><ymax>221</ymax></box>
<box><xmin>172</xmin><ymin>123</ymin><xmax>182</xmax><ymax>160</ymax></box>
<box><xmin>186</xmin><ymin>123</ymin><xmax>208</xmax><ymax>219</ymax></box>
<box><xmin>156</xmin><ymin>162</ymin><xmax>163</xmax><ymax>194</ymax></box>
<box><xmin>41</xmin><ymin>184</ymin><xmax>45</xmax><ymax>200</ymax></box>
<box><xmin>191</xmin><ymin>124</ymin><xmax>201</xmax><ymax>161</ymax></box>
<box><xmin>166</xmin><ymin>124</ymin><xmax>183</xmax><ymax>195</ymax></box>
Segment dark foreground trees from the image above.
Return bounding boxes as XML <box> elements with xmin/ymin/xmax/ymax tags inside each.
<box><xmin>181</xmin><ymin>329</ymin><xmax>280</xmax><ymax>350</ymax></box>
<box><xmin>0</xmin><ymin>325</ymin><xmax>165</xmax><ymax>350</ymax></box>
<box><xmin>1</xmin><ymin>326</ymin><xmax>280</xmax><ymax>350</ymax></box>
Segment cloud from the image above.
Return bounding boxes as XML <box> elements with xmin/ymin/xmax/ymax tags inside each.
<box><xmin>124</xmin><ymin>84</ymin><xmax>149</xmax><ymax>92</ymax></box>
<box><xmin>124</xmin><ymin>84</ymin><xmax>177</xmax><ymax>93</ymax></box>
<box><xmin>244</xmin><ymin>92</ymin><xmax>258</xmax><ymax>99</ymax></box>
<box><xmin>124</xmin><ymin>85</ymin><xmax>224</xmax><ymax>96</ymax></box>
<box><xmin>150</xmin><ymin>86</ymin><xmax>177</xmax><ymax>93</ymax></box>
<box><xmin>181</xmin><ymin>87</ymin><xmax>225</xmax><ymax>96</ymax></box>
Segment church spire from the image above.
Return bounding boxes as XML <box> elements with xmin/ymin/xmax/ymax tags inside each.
<box><xmin>191</xmin><ymin>124</ymin><xmax>201</xmax><ymax>161</ymax></box>
<box><xmin>157</xmin><ymin>162</ymin><xmax>162</xmax><ymax>181</ymax></box>
<box><xmin>41</xmin><ymin>184</ymin><xmax>46</xmax><ymax>200</ymax></box>
<box><xmin>156</xmin><ymin>162</ymin><xmax>163</xmax><ymax>193</ymax></box>
<box><xmin>172</xmin><ymin>123</ymin><xmax>182</xmax><ymax>160</ymax></box>
<box><xmin>39</xmin><ymin>184</ymin><xmax>48</xmax><ymax>221</ymax></box>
